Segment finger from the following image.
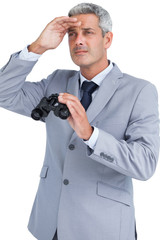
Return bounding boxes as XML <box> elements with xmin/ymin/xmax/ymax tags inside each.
<box><xmin>59</xmin><ymin>92</ymin><xmax>78</xmax><ymax>100</ymax></box>
<box><xmin>59</xmin><ymin>93</ymin><xmax>84</xmax><ymax>110</ymax></box>
<box><xmin>61</xmin><ymin>21</ymin><xmax>81</xmax><ymax>29</ymax></box>
<box><xmin>53</xmin><ymin>16</ymin><xmax>78</xmax><ymax>24</ymax></box>
<box><xmin>48</xmin><ymin>17</ymin><xmax>81</xmax><ymax>32</ymax></box>
<box><xmin>58</xmin><ymin>96</ymin><xmax>85</xmax><ymax>117</ymax></box>
<box><xmin>66</xmin><ymin>100</ymin><xmax>85</xmax><ymax>121</ymax></box>
<box><xmin>47</xmin><ymin>17</ymin><xmax>78</xmax><ymax>29</ymax></box>
<box><xmin>67</xmin><ymin>101</ymin><xmax>77</xmax><ymax>115</ymax></box>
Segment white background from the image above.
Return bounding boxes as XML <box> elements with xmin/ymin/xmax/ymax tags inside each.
<box><xmin>0</xmin><ymin>0</ymin><xmax>160</xmax><ymax>239</ymax></box>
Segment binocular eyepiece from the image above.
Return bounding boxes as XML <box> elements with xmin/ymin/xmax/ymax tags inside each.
<box><xmin>31</xmin><ymin>93</ymin><xmax>70</xmax><ymax>121</ymax></box>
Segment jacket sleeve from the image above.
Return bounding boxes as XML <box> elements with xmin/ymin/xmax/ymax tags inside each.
<box><xmin>88</xmin><ymin>83</ymin><xmax>160</xmax><ymax>180</ymax></box>
<box><xmin>0</xmin><ymin>52</ymin><xmax>52</xmax><ymax>118</ymax></box>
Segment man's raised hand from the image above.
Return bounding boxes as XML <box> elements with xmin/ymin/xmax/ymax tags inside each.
<box><xmin>28</xmin><ymin>16</ymin><xmax>81</xmax><ymax>54</ymax></box>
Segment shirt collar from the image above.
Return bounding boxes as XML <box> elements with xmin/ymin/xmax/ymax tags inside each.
<box><xmin>80</xmin><ymin>60</ymin><xmax>113</xmax><ymax>87</ymax></box>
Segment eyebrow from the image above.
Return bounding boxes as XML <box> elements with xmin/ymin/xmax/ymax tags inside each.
<box><xmin>68</xmin><ymin>27</ymin><xmax>95</xmax><ymax>32</ymax></box>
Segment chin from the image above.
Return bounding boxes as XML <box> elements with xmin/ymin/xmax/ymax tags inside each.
<box><xmin>74</xmin><ymin>62</ymin><xmax>90</xmax><ymax>68</ymax></box>
<box><xmin>72</xmin><ymin>59</ymin><xmax>91</xmax><ymax>67</ymax></box>
<box><xmin>71</xmin><ymin>55</ymin><xmax>91</xmax><ymax>67</ymax></box>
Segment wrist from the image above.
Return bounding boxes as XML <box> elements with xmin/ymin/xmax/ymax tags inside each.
<box><xmin>83</xmin><ymin>126</ymin><xmax>98</xmax><ymax>150</ymax></box>
<box><xmin>83</xmin><ymin>126</ymin><xmax>94</xmax><ymax>141</ymax></box>
<box><xmin>28</xmin><ymin>41</ymin><xmax>47</xmax><ymax>54</ymax></box>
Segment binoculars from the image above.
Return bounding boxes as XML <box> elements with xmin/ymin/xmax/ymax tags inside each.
<box><xmin>31</xmin><ymin>93</ymin><xmax>70</xmax><ymax>121</ymax></box>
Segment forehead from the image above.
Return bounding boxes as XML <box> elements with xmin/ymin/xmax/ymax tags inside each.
<box><xmin>70</xmin><ymin>14</ymin><xmax>100</xmax><ymax>29</ymax></box>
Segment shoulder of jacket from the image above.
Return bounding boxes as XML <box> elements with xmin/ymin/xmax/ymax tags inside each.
<box><xmin>120</xmin><ymin>71</ymin><xmax>153</xmax><ymax>93</ymax></box>
<box><xmin>53</xmin><ymin>69</ymin><xmax>78</xmax><ymax>78</ymax></box>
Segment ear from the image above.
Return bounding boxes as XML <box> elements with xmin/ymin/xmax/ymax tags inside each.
<box><xmin>104</xmin><ymin>32</ymin><xmax>113</xmax><ymax>49</ymax></box>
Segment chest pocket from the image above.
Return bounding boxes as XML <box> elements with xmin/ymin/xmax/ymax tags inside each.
<box><xmin>40</xmin><ymin>165</ymin><xmax>49</xmax><ymax>178</ymax></box>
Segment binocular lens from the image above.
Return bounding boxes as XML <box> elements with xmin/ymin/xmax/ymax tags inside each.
<box><xmin>31</xmin><ymin>109</ymin><xmax>43</xmax><ymax>120</ymax></box>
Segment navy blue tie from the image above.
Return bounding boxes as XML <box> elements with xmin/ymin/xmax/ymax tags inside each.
<box><xmin>80</xmin><ymin>81</ymin><xmax>98</xmax><ymax>110</ymax></box>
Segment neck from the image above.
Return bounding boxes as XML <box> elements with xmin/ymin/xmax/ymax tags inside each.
<box><xmin>80</xmin><ymin>59</ymin><xmax>109</xmax><ymax>80</ymax></box>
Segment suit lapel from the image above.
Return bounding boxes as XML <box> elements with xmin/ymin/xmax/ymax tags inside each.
<box><xmin>66</xmin><ymin>71</ymin><xmax>80</xmax><ymax>98</ymax></box>
<box><xmin>67</xmin><ymin>64</ymin><xmax>123</xmax><ymax>142</ymax></box>
<box><xmin>86</xmin><ymin>63</ymin><xmax>123</xmax><ymax>123</ymax></box>
<box><xmin>66</xmin><ymin>72</ymin><xmax>80</xmax><ymax>141</ymax></box>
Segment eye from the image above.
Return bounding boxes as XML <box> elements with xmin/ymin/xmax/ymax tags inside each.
<box><xmin>84</xmin><ymin>30</ymin><xmax>94</xmax><ymax>35</ymax></box>
<box><xmin>68</xmin><ymin>32</ymin><xmax>76</xmax><ymax>37</ymax></box>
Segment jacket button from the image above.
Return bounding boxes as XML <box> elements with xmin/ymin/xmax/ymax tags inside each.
<box><xmin>69</xmin><ymin>144</ymin><xmax>75</xmax><ymax>150</ymax></box>
<box><xmin>100</xmin><ymin>152</ymin><xmax>104</xmax><ymax>157</ymax></box>
<box><xmin>63</xmin><ymin>179</ymin><xmax>69</xmax><ymax>185</ymax></box>
<box><xmin>107</xmin><ymin>156</ymin><xmax>114</xmax><ymax>162</ymax></box>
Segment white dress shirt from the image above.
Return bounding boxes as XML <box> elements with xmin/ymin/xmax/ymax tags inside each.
<box><xmin>18</xmin><ymin>46</ymin><xmax>113</xmax><ymax>149</ymax></box>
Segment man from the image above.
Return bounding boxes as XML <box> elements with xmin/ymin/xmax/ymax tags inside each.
<box><xmin>0</xmin><ymin>3</ymin><xmax>159</xmax><ymax>240</ymax></box>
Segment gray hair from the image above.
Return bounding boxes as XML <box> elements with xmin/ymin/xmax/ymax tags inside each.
<box><xmin>68</xmin><ymin>3</ymin><xmax>112</xmax><ymax>37</ymax></box>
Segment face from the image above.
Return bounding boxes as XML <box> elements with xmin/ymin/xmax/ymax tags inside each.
<box><xmin>68</xmin><ymin>14</ymin><xmax>112</xmax><ymax>71</ymax></box>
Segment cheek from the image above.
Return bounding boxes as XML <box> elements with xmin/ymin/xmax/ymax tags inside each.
<box><xmin>91</xmin><ymin>43</ymin><xmax>105</xmax><ymax>58</ymax></box>
<box><xmin>68</xmin><ymin>39</ymin><xmax>74</xmax><ymax>50</ymax></box>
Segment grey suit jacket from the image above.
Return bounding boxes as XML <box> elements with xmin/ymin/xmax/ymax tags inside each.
<box><xmin>0</xmin><ymin>53</ymin><xmax>159</xmax><ymax>240</ymax></box>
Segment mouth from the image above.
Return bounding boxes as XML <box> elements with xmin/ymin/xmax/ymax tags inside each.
<box><xmin>73</xmin><ymin>46</ymin><xmax>88</xmax><ymax>55</ymax></box>
<box><xmin>74</xmin><ymin>50</ymin><xmax>88</xmax><ymax>55</ymax></box>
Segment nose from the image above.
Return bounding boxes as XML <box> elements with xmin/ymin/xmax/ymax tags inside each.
<box><xmin>75</xmin><ymin>33</ymin><xmax>84</xmax><ymax>46</ymax></box>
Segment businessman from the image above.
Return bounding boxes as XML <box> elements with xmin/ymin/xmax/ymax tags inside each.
<box><xmin>0</xmin><ymin>3</ymin><xmax>159</xmax><ymax>240</ymax></box>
